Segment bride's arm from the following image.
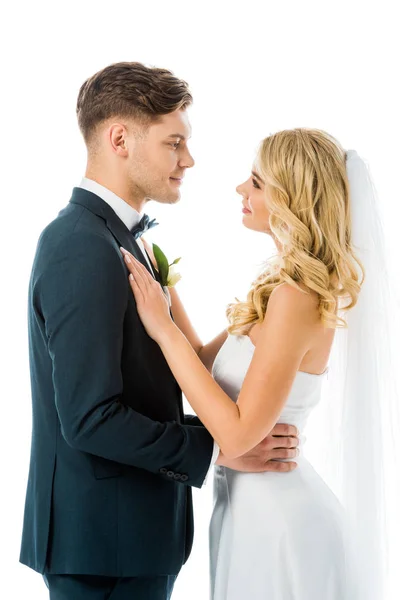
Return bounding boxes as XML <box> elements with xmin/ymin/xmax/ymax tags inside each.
<box><xmin>169</xmin><ymin>287</ymin><xmax>228</xmax><ymax>372</ymax></box>
<box><xmin>142</xmin><ymin>238</ymin><xmax>227</xmax><ymax>370</ymax></box>
<box><xmin>121</xmin><ymin>250</ymin><xmax>308</xmax><ymax>460</ymax></box>
<box><xmin>156</xmin><ymin>284</ymin><xmax>313</xmax><ymax>460</ymax></box>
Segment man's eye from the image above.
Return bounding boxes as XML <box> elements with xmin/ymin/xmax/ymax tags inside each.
<box><xmin>170</xmin><ymin>141</ymin><xmax>180</xmax><ymax>149</ymax></box>
<box><xmin>252</xmin><ymin>178</ymin><xmax>261</xmax><ymax>189</ymax></box>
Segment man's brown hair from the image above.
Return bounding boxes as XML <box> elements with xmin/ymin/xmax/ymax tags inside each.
<box><xmin>76</xmin><ymin>61</ymin><xmax>193</xmax><ymax>146</ymax></box>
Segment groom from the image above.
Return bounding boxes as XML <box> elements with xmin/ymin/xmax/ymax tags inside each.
<box><xmin>19</xmin><ymin>61</ymin><xmax>299</xmax><ymax>599</ymax></box>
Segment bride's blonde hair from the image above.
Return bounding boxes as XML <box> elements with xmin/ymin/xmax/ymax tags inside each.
<box><xmin>226</xmin><ymin>128</ymin><xmax>364</xmax><ymax>334</ymax></box>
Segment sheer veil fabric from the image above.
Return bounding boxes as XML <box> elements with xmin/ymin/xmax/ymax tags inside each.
<box><xmin>305</xmin><ymin>150</ymin><xmax>400</xmax><ymax>598</ymax></box>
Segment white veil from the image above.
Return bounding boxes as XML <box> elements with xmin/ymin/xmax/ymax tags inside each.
<box><xmin>305</xmin><ymin>150</ymin><xmax>400</xmax><ymax>599</ymax></box>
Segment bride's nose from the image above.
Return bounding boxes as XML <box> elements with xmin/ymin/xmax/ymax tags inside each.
<box><xmin>236</xmin><ymin>182</ymin><xmax>245</xmax><ymax>195</ymax></box>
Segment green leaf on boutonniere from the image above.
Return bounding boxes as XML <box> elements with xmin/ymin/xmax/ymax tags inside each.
<box><xmin>152</xmin><ymin>244</ymin><xmax>169</xmax><ymax>286</ymax></box>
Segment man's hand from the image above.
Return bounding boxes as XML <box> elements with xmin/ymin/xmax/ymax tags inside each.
<box><xmin>215</xmin><ymin>423</ymin><xmax>299</xmax><ymax>473</ymax></box>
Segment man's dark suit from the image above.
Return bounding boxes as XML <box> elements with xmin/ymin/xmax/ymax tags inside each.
<box><xmin>19</xmin><ymin>187</ymin><xmax>214</xmax><ymax>597</ymax></box>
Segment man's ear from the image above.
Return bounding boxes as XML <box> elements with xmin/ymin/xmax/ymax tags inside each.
<box><xmin>109</xmin><ymin>123</ymin><xmax>129</xmax><ymax>156</ymax></box>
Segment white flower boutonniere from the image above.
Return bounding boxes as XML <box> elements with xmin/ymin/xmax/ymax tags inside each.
<box><xmin>152</xmin><ymin>244</ymin><xmax>182</xmax><ymax>307</ymax></box>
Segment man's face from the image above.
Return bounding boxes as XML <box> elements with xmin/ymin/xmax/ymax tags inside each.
<box><xmin>126</xmin><ymin>108</ymin><xmax>194</xmax><ymax>205</ymax></box>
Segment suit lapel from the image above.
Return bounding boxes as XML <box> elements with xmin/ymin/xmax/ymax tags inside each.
<box><xmin>69</xmin><ymin>188</ymin><xmax>174</xmax><ymax>319</ymax></box>
<box><xmin>144</xmin><ymin>248</ymin><xmax>162</xmax><ymax>285</ymax></box>
<box><xmin>69</xmin><ymin>187</ymin><xmax>156</xmax><ymax>279</ymax></box>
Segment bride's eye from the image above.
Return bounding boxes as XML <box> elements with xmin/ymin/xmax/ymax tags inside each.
<box><xmin>252</xmin><ymin>178</ymin><xmax>261</xmax><ymax>189</ymax></box>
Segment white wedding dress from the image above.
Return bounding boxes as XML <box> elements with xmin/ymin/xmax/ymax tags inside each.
<box><xmin>209</xmin><ymin>333</ymin><xmax>359</xmax><ymax>600</ymax></box>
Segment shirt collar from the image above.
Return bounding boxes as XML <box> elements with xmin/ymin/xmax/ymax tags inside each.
<box><xmin>79</xmin><ymin>177</ymin><xmax>143</xmax><ymax>231</ymax></box>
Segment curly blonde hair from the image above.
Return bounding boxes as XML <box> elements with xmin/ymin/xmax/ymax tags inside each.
<box><xmin>226</xmin><ymin>128</ymin><xmax>364</xmax><ymax>334</ymax></box>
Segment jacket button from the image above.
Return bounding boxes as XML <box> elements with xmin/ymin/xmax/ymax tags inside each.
<box><xmin>160</xmin><ymin>468</ymin><xmax>167</xmax><ymax>474</ymax></box>
<box><xmin>167</xmin><ymin>471</ymin><xmax>174</xmax><ymax>478</ymax></box>
<box><xmin>173</xmin><ymin>474</ymin><xmax>181</xmax><ymax>480</ymax></box>
<box><xmin>181</xmin><ymin>474</ymin><xmax>188</xmax><ymax>482</ymax></box>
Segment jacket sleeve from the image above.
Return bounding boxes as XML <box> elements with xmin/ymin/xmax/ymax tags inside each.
<box><xmin>184</xmin><ymin>415</ymin><xmax>205</xmax><ymax>427</ymax></box>
<box><xmin>37</xmin><ymin>231</ymin><xmax>214</xmax><ymax>488</ymax></box>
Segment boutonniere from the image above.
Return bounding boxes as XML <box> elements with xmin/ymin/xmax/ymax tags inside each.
<box><xmin>152</xmin><ymin>244</ymin><xmax>182</xmax><ymax>307</ymax></box>
<box><xmin>152</xmin><ymin>244</ymin><xmax>182</xmax><ymax>287</ymax></box>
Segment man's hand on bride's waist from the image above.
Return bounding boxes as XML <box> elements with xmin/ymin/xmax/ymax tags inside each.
<box><xmin>216</xmin><ymin>423</ymin><xmax>300</xmax><ymax>473</ymax></box>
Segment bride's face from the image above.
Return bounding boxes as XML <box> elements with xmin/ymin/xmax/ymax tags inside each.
<box><xmin>236</xmin><ymin>168</ymin><xmax>272</xmax><ymax>235</ymax></box>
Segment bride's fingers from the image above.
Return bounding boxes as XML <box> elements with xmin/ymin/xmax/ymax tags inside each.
<box><xmin>124</xmin><ymin>258</ymin><xmax>150</xmax><ymax>295</ymax></box>
<box><xmin>120</xmin><ymin>248</ymin><xmax>137</xmax><ymax>272</ymax></box>
<box><xmin>121</xmin><ymin>251</ymin><xmax>151</xmax><ymax>291</ymax></box>
<box><xmin>128</xmin><ymin>272</ymin><xmax>145</xmax><ymax>305</ymax></box>
<box><xmin>130</xmin><ymin>261</ymin><xmax>150</xmax><ymax>293</ymax></box>
<box><xmin>132</xmin><ymin>259</ymin><xmax>157</xmax><ymax>293</ymax></box>
<box><xmin>120</xmin><ymin>248</ymin><xmax>155</xmax><ymax>288</ymax></box>
<box><xmin>131</xmin><ymin>256</ymin><xmax>155</xmax><ymax>284</ymax></box>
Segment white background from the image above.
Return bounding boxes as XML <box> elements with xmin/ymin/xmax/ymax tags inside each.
<box><xmin>1</xmin><ymin>0</ymin><xmax>399</xmax><ymax>598</ymax></box>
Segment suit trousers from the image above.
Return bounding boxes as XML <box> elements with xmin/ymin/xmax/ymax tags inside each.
<box><xmin>43</xmin><ymin>572</ymin><xmax>177</xmax><ymax>600</ymax></box>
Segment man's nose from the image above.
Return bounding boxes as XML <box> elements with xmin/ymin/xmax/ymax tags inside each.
<box><xmin>180</xmin><ymin>149</ymin><xmax>195</xmax><ymax>169</ymax></box>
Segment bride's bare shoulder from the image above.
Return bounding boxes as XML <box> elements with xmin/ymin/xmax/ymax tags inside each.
<box><xmin>266</xmin><ymin>283</ymin><xmax>324</xmax><ymax>335</ymax></box>
<box><xmin>247</xmin><ymin>284</ymin><xmax>318</xmax><ymax>342</ymax></box>
<box><xmin>270</xmin><ymin>282</ymin><xmax>319</xmax><ymax>309</ymax></box>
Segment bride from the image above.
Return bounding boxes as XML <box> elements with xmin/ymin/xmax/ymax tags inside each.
<box><xmin>118</xmin><ymin>128</ymin><xmax>395</xmax><ymax>599</ymax></box>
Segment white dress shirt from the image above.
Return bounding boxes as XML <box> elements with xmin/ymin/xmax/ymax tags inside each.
<box><xmin>79</xmin><ymin>177</ymin><xmax>219</xmax><ymax>482</ymax></box>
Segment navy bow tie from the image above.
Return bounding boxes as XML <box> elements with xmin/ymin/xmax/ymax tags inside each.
<box><xmin>130</xmin><ymin>214</ymin><xmax>159</xmax><ymax>239</ymax></box>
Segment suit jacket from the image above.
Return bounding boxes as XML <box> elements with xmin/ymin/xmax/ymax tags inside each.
<box><xmin>19</xmin><ymin>187</ymin><xmax>214</xmax><ymax>577</ymax></box>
